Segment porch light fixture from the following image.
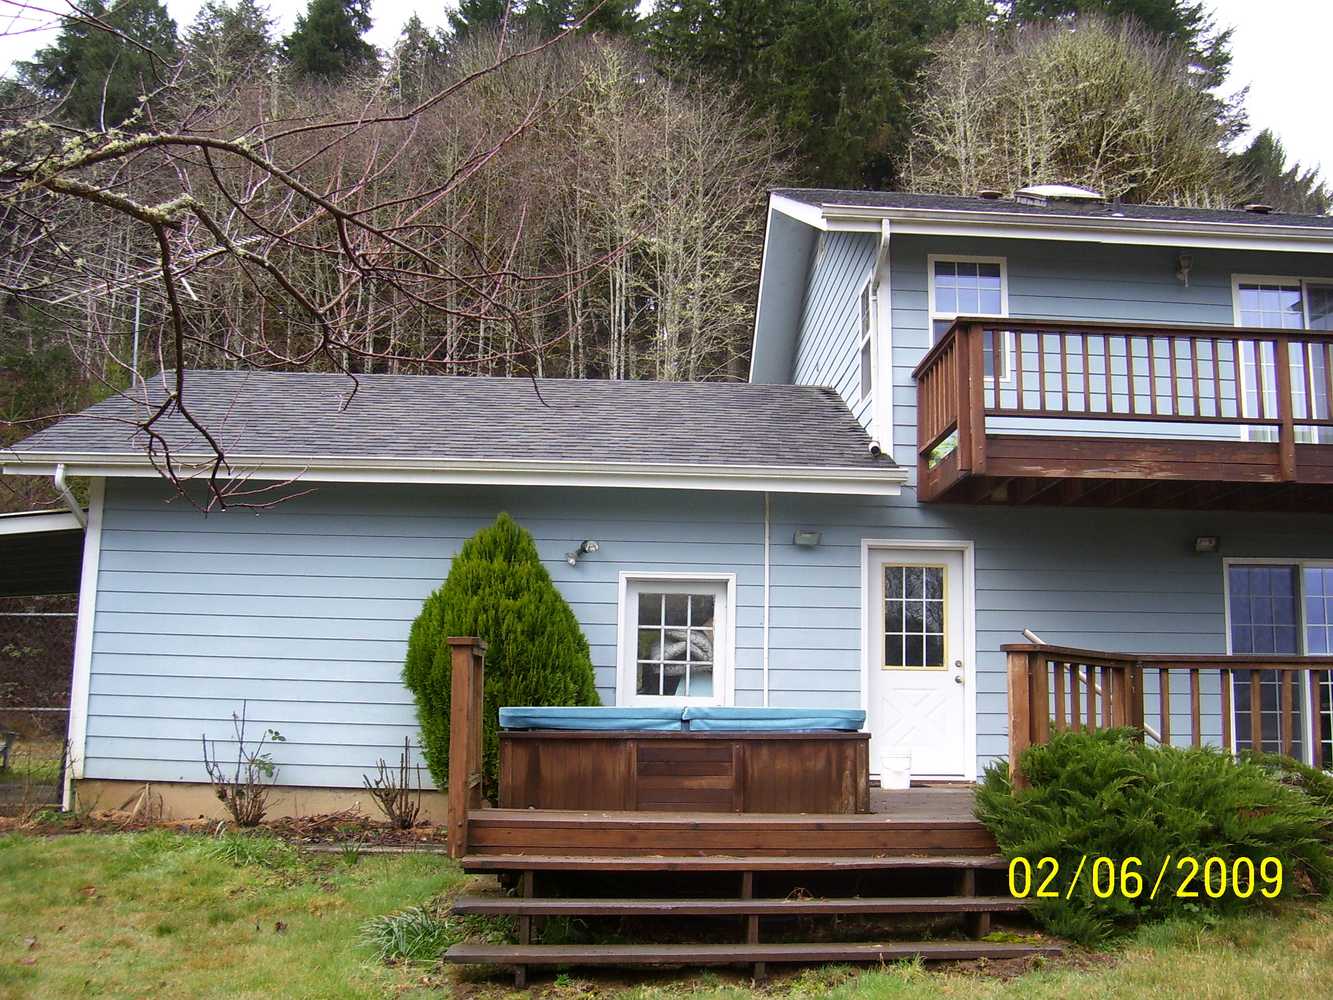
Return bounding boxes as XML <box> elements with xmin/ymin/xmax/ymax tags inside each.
<box><xmin>792</xmin><ymin>529</ymin><xmax>822</xmax><ymax>548</ymax></box>
<box><xmin>1176</xmin><ymin>253</ymin><xmax>1193</xmax><ymax>287</ymax></box>
<box><xmin>1194</xmin><ymin>535</ymin><xmax>1219</xmax><ymax>554</ymax></box>
<box><xmin>565</xmin><ymin>539</ymin><xmax>599</xmax><ymax>566</ymax></box>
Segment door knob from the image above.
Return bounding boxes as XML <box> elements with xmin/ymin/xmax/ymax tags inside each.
<box><xmin>954</xmin><ymin>674</ymin><xmax>964</xmax><ymax>685</ymax></box>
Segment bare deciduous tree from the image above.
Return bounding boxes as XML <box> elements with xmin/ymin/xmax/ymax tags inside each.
<box><xmin>904</xmin><ymin>15</ymin><xmax>1245</xmax><ymax>206</ymax></box>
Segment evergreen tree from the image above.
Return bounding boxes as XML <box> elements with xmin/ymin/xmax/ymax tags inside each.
<box><xmin>649</xmin><ymin>0</ymin><xmax>987</xmax><ymax>187</ymax></box>
<box><xmin>402</xmin><ymin>513</ymin><xmax>598</xmax><ymax>795</ymax></box>
<box><xmin>18</xmin><ymin>0</ymin><xmax>178</xmax><ymax>130</ymax></box>
<box><xmin>1002</xmin><ymin>0</ymin><xmax>1232</xmax><ymax>87</ymax></box>
<box><xmin>390</xmin><ymin>14</ymin><xmax>447</xmax><ymax>105</ymax></box>
<box><xmin>1235</xmin><ymin>130</ymin><xmax>1330</xmax><ymax>216</ymax></box>
<box><xmin>282</xmin><ymin>0</ymin><xmax>378</xmax><ymax>80</ymax></box>
<box><xmin>183</xmin><ymin>0</ymin><xmax>278</xmax><ymax>91</ymax></box>
<box><xmin>449</xmin><ymin>0</ymin><xmax>640</xmax><ymax>42</ymax></box>
<box><xmin>448</xmin><ymin>0</ymin><xmax>515</xmax><ymax>39</ymax></box>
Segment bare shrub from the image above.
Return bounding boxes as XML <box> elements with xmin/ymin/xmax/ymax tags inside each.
<box><xmin>201</xmin><ymin>703</ymin><xmax>285</xmax><ymax>827</ymax></box>
<box><xmin>363</xmin><ymin>737</ymin><xmax>423</xmax><ymax>830</ymax></box>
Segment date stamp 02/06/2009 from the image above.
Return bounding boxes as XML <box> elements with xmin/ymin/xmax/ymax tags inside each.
<box><xmin>1007</xmin><ymin>855</ymin><xmax>1284</xmax><ymax>901</ymax></box>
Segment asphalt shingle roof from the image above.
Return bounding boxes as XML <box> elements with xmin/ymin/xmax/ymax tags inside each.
<box><xmin>6</xmin><ymin>370</ymin><xmax>892</xmax><ymax>470</ymax></box>
<box><xmin>775</xmin><ymin>188</ymin><xmax>1333</xmax><ymax>230</ymax></box>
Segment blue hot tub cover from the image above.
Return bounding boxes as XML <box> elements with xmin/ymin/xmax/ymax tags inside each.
<box><xmin>681</xmin><ymin>706</ymin><xmax>865</xmax><ymax>732</ymax></box>
<box><xmin>498</xmin><ymin>706</ymin><xmax>684</xmax><ymax>731</ymax></box>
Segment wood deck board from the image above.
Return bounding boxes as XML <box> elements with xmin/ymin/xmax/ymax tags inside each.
<box><xmin>459</xmin><ymin>853</ymin><xmax>1008</xmax><ymax>872</ymax></box>
<box><xmin>451</xmin><ymin>895</ymin><xmax>1030</xmax><ymax>916</ymax></box>
<box><xmin>446</xmin><ymin>940</ymin><xmax>1060</xmax><ymax>966</ymax></box>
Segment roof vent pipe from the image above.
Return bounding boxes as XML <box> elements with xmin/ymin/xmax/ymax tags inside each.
<box><xmin>1243</xmin><ymin>203</ymin><xmax>1274</xmax><ymax>214</ymax></box>
<box><xmin>977</xmin><ymin>189</ymin><xmax>1003</xmax><ymax>200</ymax></box>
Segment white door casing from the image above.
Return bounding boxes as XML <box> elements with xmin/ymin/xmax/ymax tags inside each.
<box><xmin>863</xmin><ymin>541</ymin><xmax>975</xmax><ymax>780</ymax></box>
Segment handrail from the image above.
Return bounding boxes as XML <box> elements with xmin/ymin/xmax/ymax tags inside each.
<box><xmin>914</xmin><ymin>317</ymin><xmax>1333</xmax><ymax>493</ymax></box>
<box><xmin>1005</xmin><ymin>642</ymin><xmax>1332</xmax><ymax>788</ymax></box>
<box><xmin>446</xmin><ymin>636</ymin><xmax>488</xmax><ymax>858</ymax></box>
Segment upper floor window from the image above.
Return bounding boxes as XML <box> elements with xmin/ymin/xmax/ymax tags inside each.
<box><xmin>929</xmin><ymin>255</ymin><xmax>1009</xmax><ymax>379</ymax></box>
<box><xmin>1235</xmin><ymin>277</ymin><xmax>1333</xmax><ymax>330</ymax></box>
<box><xmin>858</xmin><ymin>276</ymin><xmax>877</xmax><ymax>402</ymax></box>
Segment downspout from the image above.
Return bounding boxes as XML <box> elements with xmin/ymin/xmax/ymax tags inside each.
<box><xmin>54</xmin><ymin>464</ymin><xmax>87</xmax><ymax>528</ymax></box>
<box><xmin>763</xmin><ymin>492</ymin><xmax>771</xmax><ymax>707</ymax></box>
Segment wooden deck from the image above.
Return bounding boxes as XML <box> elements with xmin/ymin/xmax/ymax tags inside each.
<box><xmin>915</xmin><ymin>318</ymin><xmax>1333</xmax><ymax>510</ymax></box>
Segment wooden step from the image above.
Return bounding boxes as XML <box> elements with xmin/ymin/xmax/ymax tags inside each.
<box><xmin>466</xmin><ymin>808</ymin><xmax>996</xmax><ymax>857</ymax></box>
<box><xmin>446</xmin><ymin>939</ymin><xmax>1061</xmax><ymax>968</ymax></box>
<box><xmin>460</xmin><ymin>853</ymin><xmax>1008</xmax><ymax>873</ymax></box>
<box><xmin>452</xmin><ymin>895</ymin><xmax>1028</xmax><ymax>917</ymax></box>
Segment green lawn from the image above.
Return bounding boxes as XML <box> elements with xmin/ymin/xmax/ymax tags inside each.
<box><xmin>0</xmin><ymin>830</ymin><xmax>1330</xmax><ymax>999</ymax></box>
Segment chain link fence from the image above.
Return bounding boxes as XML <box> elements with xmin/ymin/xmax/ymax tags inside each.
<box><xmin>1</xmin><ymin>595</ymin><xmax>75</xmax><ymax>813</ymax></box>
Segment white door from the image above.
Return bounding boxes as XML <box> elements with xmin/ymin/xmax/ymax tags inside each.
<box><xmin>867</xmin><ymin>547</ymin><xmax>971</xmax><ymax>779</ymax></box>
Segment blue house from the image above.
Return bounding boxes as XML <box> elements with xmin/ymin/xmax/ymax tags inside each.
<box><xmin>6</xmin><ymin>184</ymin><xmax>1333</xmax><ymax>819</ymax></box>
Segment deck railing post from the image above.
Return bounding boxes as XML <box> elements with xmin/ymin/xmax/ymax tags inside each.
<box><xmin>1274</xmin><ymin>335</ymin><xmax>1298</xmax><ymax>481</ymax></box>
<box><xmin>447</xmin><ymin>636</ymin><xmax>487</xmax><ymax>859</ymax></box>
<box><xmin>956</xmin><ymin>324</ymin><xmax>974</xmax><ymax>476</ymax></box>
<box><xmin>967</xmin><ymin>323</ymin><xmax>989</xmax><ymax>474</ymax></box>
<box><xmin>1007</xmin><ymin>650</ymin><xmax>1035</xmax><ymax>790</ymax></box>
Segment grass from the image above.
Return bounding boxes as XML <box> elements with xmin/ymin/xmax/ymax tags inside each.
<box><xmin>0</xmin><ymin>831</ymin><xmax>1330</xmax><ymax>999</ymax></box>
<box><xmin>0</xmin><ymin>830</ymin><xmax>463</xmax><ymax>999</ymax></box>
<box><xmin>0</xmin><ymin>739</ymin><xmax>63</xmax><ymax>787</ymax></box>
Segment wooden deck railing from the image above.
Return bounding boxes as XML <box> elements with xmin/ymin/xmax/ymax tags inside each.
<box><xmin>1005</xmin><ymin>643</ymin><xmax>1333</xmax><ymax>787</ymax></box>
<box><xmin>446</xmin><ymin>636</ymin><xmax>487</xmax><ymax>858</ymax></box>
<box><xmin>914</xmin><ymin>318</ymin><xmax>1333</xmax><ymax>484</ymax></box>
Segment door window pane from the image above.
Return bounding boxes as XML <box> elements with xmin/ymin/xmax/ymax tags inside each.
<box><xmin>883</xmin><ymin>564</ymin><xmax>946</xmax><ymax>670</ymax></box>
<box><xmin>1228</xmin><ymin>565</ymin><xmax>1301</xmax><ymax>755</ymax></box>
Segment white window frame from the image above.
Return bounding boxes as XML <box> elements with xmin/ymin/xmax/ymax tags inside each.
<box><xmin>1222</xmin><ymin>556</ymin><xmax>1333</xmax><ymax>768</ymax></box>
<box><xmin>857</xmin><ymin>274</ymin><xmax>877</xmax><ymax>407</ymax></box>
<box><xmin>928</xmin><ymin>254</ymin><xmax>1011</xmax><ymax>382</ymax></box>
<box><xmin>615</xmin><ymin>571</ymin><xmax>737</xmax><ymax>707</ymax></box>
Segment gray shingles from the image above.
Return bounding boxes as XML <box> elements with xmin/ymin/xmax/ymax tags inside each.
<box><xmin>775</xmin><ymin>188</ymin><xmax>1333</xmax><ymax>230</ymax></box>
<box><xmin>6</xmin><ymin>370</ymin><xmax>893</xmax><ymax>470</ymax></box>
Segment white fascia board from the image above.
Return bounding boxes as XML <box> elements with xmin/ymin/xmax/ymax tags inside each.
<box><xmin>769</xmin><ymin>192</ymin><xmax>827</xmax><ymax>230</ymax></box>
<box><xmin>817</xmin><ymin>204</ymin><xmax>1333</xmax><ymax>252</ymax></box>
<box><xmin>3</xmin><ymin>453</ymin><xmax>906</xmax><ymax>496</ymax></box>
<box><xmin>0</xmin><ymin>509</ymin><xmax>84</xmax><ymax>535</ymax></box>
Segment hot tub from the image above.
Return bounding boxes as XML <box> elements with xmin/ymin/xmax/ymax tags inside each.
<box><xmin>498</xmin><ymin>705</ymin><xmax>870</xmax><ymax>814</ymax></box>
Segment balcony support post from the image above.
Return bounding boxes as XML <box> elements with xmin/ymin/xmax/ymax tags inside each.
<box><xmin>1273</xmin><ymin>336</ymin><xmax>1298</xmax><ymax>481</ymax></box>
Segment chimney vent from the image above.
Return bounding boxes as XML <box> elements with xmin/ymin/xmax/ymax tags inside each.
<box><xmin>977</xmin><ymin>189</ymin><xmax>1003</xmax><ymax>200</ymax></box>
<box><xmin>1243</xmin><ymin>203</ymin><xmax>1274</xmax><ymax>215</ymax></box>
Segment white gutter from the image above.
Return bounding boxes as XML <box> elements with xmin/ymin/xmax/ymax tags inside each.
<box><xmin>808</xmin><ymin>201</ymin><xmax>1333</xmax><ymax>252</ymax></box>
<box><xmin>53</xmin><ymin>464</ymin><xmax>87</xmax><ymax>528</ymax></box>
<box><xmin>5</xmin><ymin>452</ymin><xmax>906</xmax><ymax>497</ymax></box>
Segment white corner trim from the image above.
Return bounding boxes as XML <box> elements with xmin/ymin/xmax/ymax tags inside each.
<box><xmin>614</xmin><ymin>570</ymin><xmax>739</xmax><ymax>709</ymax></box>
<box><xmin>64</xmin><ymin>476</ymin><xmax>105</xmax><ymax>807</ymax></box>
<box><xmin>871</xmin><ymin>219</ymin><xmax>894</xmax><ymax>456</ymax></box>
<box><xmin>2</xmin><ymin>454</ymin><xmax>907</xmax><ymax>497</ymax></box>
<box><xmin>762</xmin><ymin>493</ymin><xmax>771</xmax><ymax>707</ymax></box>
<box><xmin>859</xmin><ymin>538</ymin><xmax>978</xmax><ymax>781</ymax></box>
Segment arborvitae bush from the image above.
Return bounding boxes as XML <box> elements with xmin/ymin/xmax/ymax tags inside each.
<box><xmin>402</xmin><ymin>513</ymin><xmax>598</xmax><ymax>797</ymax></box>
<box><xmin>976</xmin><ymin>729</ymin><xmax>1333</xmax><ymax>945</ymax></box>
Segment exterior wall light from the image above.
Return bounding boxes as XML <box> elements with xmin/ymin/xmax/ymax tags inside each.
<box><xmin>1194</xmin><ymin>535</ymin><xmax>1219</xmax><ymax>554</ymax></box>
<box><xmin>566</xmin><ymin>539</ymin><xmax>599</xmax><ymax>566</ymax></box>
<box><xmin>792</xmin><ymin>529</ymin><xmax>822</xmax><ymax>548</ymax></box>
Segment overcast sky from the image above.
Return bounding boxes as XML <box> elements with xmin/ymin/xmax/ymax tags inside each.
<box><xmin>2</xmin><ymin>0</ymin><xmax>1330</xmax><ymax>183</ymax></box>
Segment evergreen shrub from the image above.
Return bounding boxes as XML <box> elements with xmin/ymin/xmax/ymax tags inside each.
<box><xmin>976</xmin><ymin>729</ymin><xmax>1333</xmax><ymax>944</ymax></box>
<box><xmin>402</xmin><ymin>513</ymin><xmax>598</xmax><ymax>796</ymax></box>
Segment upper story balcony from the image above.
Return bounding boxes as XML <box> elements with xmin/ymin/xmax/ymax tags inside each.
<box><xmin>913</xmin><ymin>318</ymin><xmax>1333</xmax><ymax>510</ymax></box>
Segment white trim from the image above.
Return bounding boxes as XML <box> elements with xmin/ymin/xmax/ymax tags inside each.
<box><xmin>873</xmin><ymin>219</ymin><xmax>894</xmax><ymax>455</ymax></box>
<box><xmin>1222</xmin><ymin>556</ymin><xmax>1332</xmax><ymax>767</ymax></box>
<box><xmin>615</xmin><ymin>571</ymin><xmax>738</xmax><ymax>708</ymax></box>
<box><xmin>928</xmin><ymin>253</ymin><xmax>1012</xmax><ymax>382</ymax></box>
<box><xmin>762</xmin><ymin>493</ymin><xmax>771</xmax><ymax>707</ymax></box>
<box><xmin>748</xmin><ymin>201</ymin><xmax>779</xmax><ymax>384</ymax></box>
<box><xmin>770</xmin><ymin>192</ymin><xmax>828</xmax><ymax>230</ymax></box>
<box><xmin>859</xmin><ymin>538</ymin><xmax>978</xmax><ymax>781</ymax></box>
<box><xmin>812</xmin><ymin>202</ymin><xmax>1333</xmax><ymax>253</ymax></box>
<box><xmin>64</xmin><ymin>477</ymin><xmax>104</xmax><ymax>809</ymax></box>
<box><xmin>856</xmin><ymin>273</ymin><xmax>877</xmax><ymax>412</ymax></box>
<box><xmin>2</xmin><ymin>453</ymin><xmax>907</xmax><ymax>497</ymax></box>
<box><xmin>0</xmin><ymin>509</ymin><xmax>84</xmax><ymax>535</ymax></box>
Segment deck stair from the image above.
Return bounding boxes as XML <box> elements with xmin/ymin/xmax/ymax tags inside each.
<box><xmin>445</xmin><ymin>845</ymin><xmax>1058</xmax><ymax>985</ymax></box>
